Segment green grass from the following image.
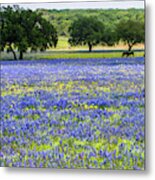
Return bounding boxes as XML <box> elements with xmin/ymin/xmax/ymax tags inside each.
<box><xmin>0</xmin><ymin>51</ymin><xmax>144</xmax><ymax>60</ymax></box>
<box><xmin>57</xmin><ymin>36</ymin><xmax>69</xmax><ymax>49</ymax></box>
<box><xmin>25</xmin><ymin>51</ymin><xmax>144</xmax><ymax>60</ymax></box>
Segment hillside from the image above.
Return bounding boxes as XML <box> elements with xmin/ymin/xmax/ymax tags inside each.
<box><xmin>36</xmin><ymin>8</ymin><xmax>144</xmax><ymax>36</ymax></box>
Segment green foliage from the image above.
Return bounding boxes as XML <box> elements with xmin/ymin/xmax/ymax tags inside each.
<box><xmin>68</xmin><ymin>16</ymin><xmax>104</xmax><ymax>52</ymax></box>
<box><xmin>0</xmin><ymin>7</ymin><xmax>144</xmax><ymax>60</ymax></box>
<box><xmin>0</xmin><ymin>6</ymin><xmax>58</xmax><ymax>60</ymax></box>
<box><xmin>101</xmin><ymin>25</ymin><xmax>117</xmax><ymax>46</ymax></box>
<box><xmin>116</xmin><ymin>19</ymin><xmax>145</xmax><ymax>51</ymax></box>
<box><xmin>37</xmin><ymin>8</ymin><xmax>144</xmax><ymax>37</ymax></box>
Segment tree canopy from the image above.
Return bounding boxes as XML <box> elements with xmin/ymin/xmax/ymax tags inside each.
<box><xmin>68</xmin><ymin>16</ymin><xmax>106</xmax><ymax>52</ymax></box>
<box><xmin>68</xmin><ymin>16</ymin><xmax>119</xmax><ymax>52</ymax></box>
<box><xmin>116</xmin><ymin>19</ymin><xmax>145</xmax><ymax>51</ymax></box>
<box><xmin>0</xmin><ymin>6</ymin><xmax>145</xmax><ymax>60</ymax></box>
<box><xmin>37</xmin><ymin>8</ymin><xmax>144</xmax><ymax>37</ymax></box>
<box><xmin>0</xmin><ymin>6</ymin><xmax>58</xmax><ymax>60</ymax></box>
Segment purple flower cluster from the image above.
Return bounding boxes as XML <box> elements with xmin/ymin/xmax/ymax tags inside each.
<box><xmin>0</xmin><ymin>57</ymin><xmax>145</xmax><ymax>169</ymax></box>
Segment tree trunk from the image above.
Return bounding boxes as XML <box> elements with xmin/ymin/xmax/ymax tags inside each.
<box><xmin>19</xmin><ymin>51</ymin><xmax>23</xmax><ymax>60</ymax></box>
<box><xmin>88</xmin><ymin>43</ymin><xmax>92</xmax><ymax>52</ymax></box>
<box><xmin>9</xmin><ymin>44</ymin><xmax>17</xmax><ymax>60</ymax></box>
<box><xmin>128</xmin><ymin>44</ymin><xmax>133</xmax><ymax>52</ymax></box>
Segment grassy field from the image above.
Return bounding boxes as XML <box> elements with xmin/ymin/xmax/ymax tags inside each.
<box><xmin>0</xmin><ymin>51</ymin><xmax>144</xmax><ymax>60</ymax></box>
<box><xmin>30</xmin><ymin>51</ymin><xmax>144</xmax><ymax>60</ymax></box>
<box><xmin>0</xmin><ymin>37</ymin><xmax>144</xmax><ymax>60</ymax></box>
<box><xmin>55</xmin><ymin>36</ymin><xmax>145</xmax><ymax>51</ymax></box>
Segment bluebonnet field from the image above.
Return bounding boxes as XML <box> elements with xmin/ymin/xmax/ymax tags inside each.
<box><xmin>0</xmin><ymin>57</ymin><xmax>144</xmax><ymax>169</ymax></box>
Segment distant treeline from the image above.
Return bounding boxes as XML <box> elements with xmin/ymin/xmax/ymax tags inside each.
<box><xmin>37</xmin><ymin>8</ymin><xmax>144</xmax><ymax>36</ymax></box>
